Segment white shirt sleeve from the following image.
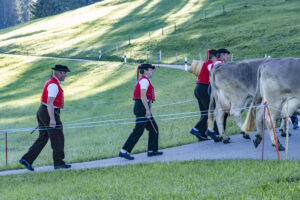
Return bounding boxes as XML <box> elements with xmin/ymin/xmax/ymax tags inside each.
<box><xmin>214</xmin><ymin>61</ymin><xmax>222</xmax><ymax>65</ymax></box>
<box><xmin>139</xmin><ymin>79</ymin><xmax>149</xmax><ymax>90</ymax></box>
<box><xmin>207</xmin><ymin>64</ymin><xmax>213</xmax><ymax>72</ymax></box>
<box><xmin>47</xmin><ymin>83</ymin><xmax>59</xmax><ymax>98</ymax></box>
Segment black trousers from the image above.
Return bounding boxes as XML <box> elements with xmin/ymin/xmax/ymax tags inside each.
<box><xmin>22</xmin><ymin>105</ymin><xmax>65</xmax><ymax>166</ymax></box>
<box><xmin>194</xmin><ymin>83</ymin><xmax>227</xmax><ymax>134</ymax></box>
<box><xmin>122</xmin><ymin>100</ymin><xmax>159</xmax><ymax>153</ymax></box>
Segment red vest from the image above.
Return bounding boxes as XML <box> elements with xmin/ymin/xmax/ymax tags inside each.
<box><xmin>197</xmin><ymin>60</ymin><xmax>213</xmax><ymax>84</ymax></box>
<box><xmin>133</xmin><ymin>75</ymin><xmax>155</xmax><ymax>102</ymax></box>
<box><xmin>41</xmin><ymin>77</ymin><xmax>64</xmax><ymax>108</ymax></box>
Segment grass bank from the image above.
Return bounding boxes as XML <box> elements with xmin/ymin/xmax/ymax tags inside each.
<box><xmin>1</xmin><ymin>160</ymin><xmax>300</xmax><ymax>199</ymax></box>
<box><xmin>0</xmin><ymin>0</ymin><xmax>299</xmax><ymax>170</ymax></box>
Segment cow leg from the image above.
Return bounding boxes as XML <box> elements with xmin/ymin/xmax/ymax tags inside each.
<box><xmin>252</xmin><ymin>107</ymin><xmax>263</xmax><ymax>147</ymax></box>
<box><xmin>215</xmin><ymin>106</ymin><xmax>230</xmax><ymax>144</ymax></box>
<box><xmin>279</xmin><ymin>119</ymin><xmax>291</xmax><ymax>137</ymax></box>
<box><xmin>207</xmin><ymin>93</ymin><xmax>215</xmax><ymax>131</ymax></box>
<box><xmin>279</xmin><ymin>100</ymin><xmax>299</xmax><ymax>137</ymax></box>
<box><xmin>231</xmin><ymin>109</ymin><xmax>250</xmax><ymax>140</ymax></box>
<box><xmin>265</xmin><ymin>112</ymin><xmax>285</xmax><ymax>151</ymax></box>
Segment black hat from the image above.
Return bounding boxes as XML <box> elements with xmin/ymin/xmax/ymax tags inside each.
<box><xmin>217</xmin><ymin>48</ymin><xmax>230</xmax><ymax>54</ymax></box>
<box><xmin>209</xmin><ymin>49</ymin><xmax>217</xmax><ymax>56</ymax></box>
<box><xmin>138</xmin><ymin>63</ymin><xmax>155</xmax><ymax>70</ymax></box>
<box><xmin>51</xmin><ymin>65</ymin><xmax>71</xmax><ymax>72</ymax></box>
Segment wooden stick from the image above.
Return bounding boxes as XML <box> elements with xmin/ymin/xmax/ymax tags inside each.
<box><xmin>265</xmin><ymin>101</ymin><xmax>280</xmax><ymax>161</ymax></box>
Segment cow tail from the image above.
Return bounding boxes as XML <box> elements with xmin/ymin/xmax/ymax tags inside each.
<box><xmin>242</xmin><ymin>66</ymin><xmax>263</xmax><ymax>132</ymax></box>
<box><xmin>207</xmin><ymin>91</ymin><xmax>215</xmax><ymax>130</ymax></box>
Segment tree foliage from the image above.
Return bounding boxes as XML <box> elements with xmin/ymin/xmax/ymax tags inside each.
<box><xmin>0</xmin><ymin>0</ymin><xmax>102</xmax><ymax>29</ymax></box>
<box><xmin>0</xmin><ymin>0</ymin><xmax>30</xmax><ymax>29</ymax></box>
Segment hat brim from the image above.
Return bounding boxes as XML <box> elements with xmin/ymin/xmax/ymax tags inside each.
<box><xmin>218</xmin><ymin>50</ymin><xmax>230</xmax><ymax>54</ymax></box>
<box><xmin>51</xmin><ymin>67</ymin><xmax>70</xmax><ymax>72</ymax></box>
<box><xmin>138</xmin><ymin>66</ymin><xmax>155</xmax><ymax>70</ymax></box>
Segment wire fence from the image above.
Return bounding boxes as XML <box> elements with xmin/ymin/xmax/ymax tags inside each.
<box><xmin>0</xmin><ymin>0</ymin><xmax>290</xmax><ymax>169</ymax></box>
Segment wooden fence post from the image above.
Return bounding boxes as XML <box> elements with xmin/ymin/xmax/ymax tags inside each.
<box><xmin>5</xmin><ymin>132</ymin><xmax>8</xmax><ymax>167</ymax></box>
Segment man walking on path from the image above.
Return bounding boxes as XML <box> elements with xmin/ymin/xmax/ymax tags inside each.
<box><xmin>190</xmin><ymin>49</ymin><xmax>217</xmax><ymax>141</ymax></box>
<box><xmin>206</xmin><ymin>48</ymin><xmax>231</xmax><ymax>141</ymax></box>
<box><xmin>119</xmin><ymin>64</ymin><xmax>163</xmax><ymax>160</ymax></box>
<box><xmin>19</xmin><ymin>65</ymin><xmax>71</xmax><ymax>171</ymax></box>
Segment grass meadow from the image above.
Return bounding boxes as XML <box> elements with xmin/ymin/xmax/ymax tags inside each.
<box><xmin>0</xmin><ymin>0</ymin><xmax>299</xmax><ymax>170</ymax></box>
<box><xmin>1</xmin><ymin>160</ymin><xmax>300</xmax><ymax>199</ymax></box>
<box><xmin>0</xmin><ymin>54</ymin><xmax>243</xmax><ymax>170</ymax></box>
<box><xmin>0</xmin><ymin>0</ymin><xmax>300</xmax><ymax>198</ymax></box>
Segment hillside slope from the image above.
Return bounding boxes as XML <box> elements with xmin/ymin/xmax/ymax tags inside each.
<box><xmin>0</xmin><ymin>0</ymin><xmax>299</xmax><ymax>169</ymax></box>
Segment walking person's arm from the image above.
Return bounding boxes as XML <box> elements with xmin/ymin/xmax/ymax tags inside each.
<box><xmin>141</xmin><ymin>89</ymin><xmax>151</xmax><ymax>118</ymax></box>
<box><xmin>47</xmin><ymin>97</ymin><xmax>56</xmax><ymax>128</ymax></box>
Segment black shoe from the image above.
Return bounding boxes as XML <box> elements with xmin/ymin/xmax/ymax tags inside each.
<box><xmin>205</xmin><ymin>129</ymin><xmax>220</xmax><ymax>142</ymax></box>
<box><xmin>54</xmin><ymin>164</ymin><xmax>71</xmax><ymax>170</ymax></box>
<box><xmin>19</xmin><ymin>158</ymin><xmax>34</xmax><ymax>171</ymax></box>
<box><xmin>190</xmin><ymin>128</ymin><xmax>209</xmax><ymax>141</ymax></box>
<box><xmin>147</xmin><ymin>151</ymin><xmax>163</xmax><ymax>157</ymax></box>
<box><xmin>119</xmin><ymin>152</ymin><xmax>134</xmax><ymax>160</ymax></box>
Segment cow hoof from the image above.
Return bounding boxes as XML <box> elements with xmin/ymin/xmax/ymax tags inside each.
<box><xmin>278</xmin><ymin>144</ymin><xmax>285</xmax><ymax>151</ymax></box>
<box><xmin>222</xmin><ymin>138</ymin><xmax>230</xmax><ymax>144</ymax></box>
<box><xmin>253</xmin><ymin>135</ymin><xmax>262</xmax><ymax>148</ymax></box>
<box><xmin>272</xmin><ymin>144</ymin><xmax>285</xmax><ymax>151</ymax></box>
<box><xmin>219</xmin><ymin>136</ymin><xmax>230</xmax><ymax>144</ymax></box>
<box><xmin>280</xmin><ymin>129</ymin><xmax>291</xmax><ymax>137</ymax></box>
<box><xmin>241</xmin><ymin>131</ymin><xmax>251</xmax><ymax>140</ymax></box>
<box><xmin>243</xmin><ymin>134</ymin><xmax>251</xmax><ymax>139</ymax></box>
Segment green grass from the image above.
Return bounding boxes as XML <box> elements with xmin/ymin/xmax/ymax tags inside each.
<box><xmin>0</xmin><ymin>54</ymin><xmax>242</xmax><ymax>170</ymax></box>
<box><xmin>1</xmin><ymin>160</ymin><xmax>300</xmax><ymax>199</ymax></box>
<box><xmin>0</xmin><ymin>0</ymin><xmax>298</xmax><ymax>62</ymax></box>
<box><xmin>0</xmin><ymin>0</ymin><xmax>300</xmax><ymax>170</ymax></box>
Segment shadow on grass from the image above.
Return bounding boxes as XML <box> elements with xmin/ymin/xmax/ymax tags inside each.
<box><xmin>2</xmin><ymin>30</ymin><xmax>46</xmax><ymax>41</ymax></box>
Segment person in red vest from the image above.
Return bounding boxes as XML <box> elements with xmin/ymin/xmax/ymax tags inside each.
<box><xmin>119</xmin><ymin>64</ymin><xmax>163</xmax><ymax>160</ymax></box>
<box><xmin>19</xmin><ymin>65</ymin><xmax>71</xmax><ymax>171</ymax></box>
<box><xmin>205</xmin><ymin>48</ymin><xmax>230</xmax><ymax>141</ymax></box>
<box><xmin>190</xmin><ymin>49</ymin><xmax>217</xmax><ymax>141</ymax></box>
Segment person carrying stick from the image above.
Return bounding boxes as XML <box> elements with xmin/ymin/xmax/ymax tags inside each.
<box><xmin>19</xmin><ymin>65</ymin><xmax>71</xmax><ymax>171</ymax></box>
<box><xmin>119</xmin><ymin>64</ymin><xmax>163</xmax><ymax>160</ymax></box>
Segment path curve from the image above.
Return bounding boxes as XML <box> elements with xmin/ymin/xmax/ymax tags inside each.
<box><xmin>1</xmin><ymin>130</ymin><xmax>300</xmax><ymax>176</ymax></box>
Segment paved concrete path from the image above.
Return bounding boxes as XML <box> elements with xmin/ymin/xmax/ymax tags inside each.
<box><xmin>1</xmin><ymin>129</ymin><xmax>299</xmax><ymax>176</ymax></box>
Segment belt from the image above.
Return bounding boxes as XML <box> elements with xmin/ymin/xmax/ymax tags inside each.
<box><xmin>41</xmin><ymin>104</ymin><xmax>61</xmax><ymax>114</ymax></box>
<box><xmin>134</xmin><ymin>99</ymin><xmax>153</xmax><ymax>103</ymax></box>
<box><xmin>134</xmin><ymin>99</ymin><xmax>152</xmax><ymax>108</ymax></box>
